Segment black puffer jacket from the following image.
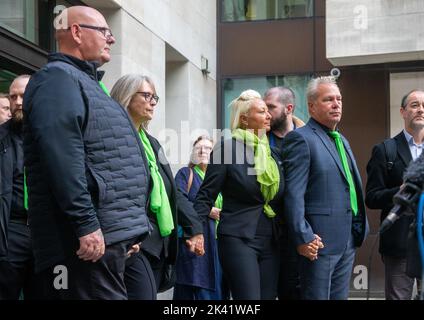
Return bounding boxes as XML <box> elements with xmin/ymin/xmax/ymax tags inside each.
<box><xmin>23</xmin><ymin>53</ymin><xmax>152</xmax><ymax>272</ymax></box>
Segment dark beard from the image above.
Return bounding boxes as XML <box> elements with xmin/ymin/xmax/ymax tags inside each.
<box><xmin>271</xmin><ymin>113</ymin><xmax>288</xmax><ymax>132</ymax></box>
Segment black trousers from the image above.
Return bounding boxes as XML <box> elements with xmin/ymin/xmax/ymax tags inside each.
<box><xmin>38</xmin><ymin>238</ymin><xmax>137</xmax><ymax>300</ymax></box>
<box><xmin>277</xmin><ymin>226</ymin><xmax>301</xmax><ymax>300</ymax></box>
<box><xmin>218</xmin><ymin>235</ymin><xmax>279</xmax><ymax>300</ymax></box>
<box><xmin>0</xmin><ymin>222</ymin><xmax>40</xmax><ymax>300</ymax></box>
<box><xmin>0</xmin><ymin>260</ymin><xmax>40</xmax><ymax>300</ymax></box>
<box><xmin>125</xmin><ymin>251</ymin><xmax>157</xmax><ymax>300</ymax></box>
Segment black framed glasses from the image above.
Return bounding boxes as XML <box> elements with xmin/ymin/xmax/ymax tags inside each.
<box><xmin>76</xmin><ymin>24</ymin><xmax>114</xmax><ymax>40</ymax></box>
<box><xmin>136</xmin><ymin>92</ymin><xmax>160</xmax><ymax>104</ymax></box>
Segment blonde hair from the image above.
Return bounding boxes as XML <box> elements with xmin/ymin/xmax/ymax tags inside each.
<box><xmin>110</xmin><ymin>74</ymin><xmax>157</xmax><ymax>129</ymax></box>
<box><xmin>229</xmin><ymin>89</ymin><xmax>262</xmax><ymax>130</ymax></box>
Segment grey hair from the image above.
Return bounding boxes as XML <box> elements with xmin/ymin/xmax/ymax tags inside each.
<box><xmin>0</xmin><ymin>92</ymin><xmax>8</xmax><ymax>99</ymax></box>
<box><xmin>188</xmin><ymin>135</ymin><xmax>214</xmax><ymax>168</ymax></box>
<box><xmin>110</xmin><ymin>74</ymin><xmax>156</xmax><ymax>129</ymax></box>
<box><xmin>306</xmin><ymin>76</ymin><xmax>338</xmax><ymax>102</ymax></box>
<box><xmin>229</xmin><ymin>89</ymin><xmax>262</xmax><ymax>131</ymax></box>
<box><xmin>401</xmin><ymin>89</ymin><xmax>424</xmax><ymax>109</ymax></box>
<box><xmin>264</xmin><ymin>86</ymin><xmax>295</xmax><ymax>109</ymax></box>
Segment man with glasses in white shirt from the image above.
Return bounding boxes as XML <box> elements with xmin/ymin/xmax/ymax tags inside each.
<box><xmin>366</xmin><ymin>89</ymin><xmax>424</xmax><ymax>300</ymax></box>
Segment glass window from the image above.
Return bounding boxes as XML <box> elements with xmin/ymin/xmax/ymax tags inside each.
<box><xmin>0</xmin><ymin>69</ymin><xmax>18</xmax><ymax>93</ymax></box>
<box><xmin>0</xmin><ymin>0</ymin><xmax>40</xmax><ymax>44</ymax></box>
<box><xmin>222</xmin><ymin>74</ymin><xmax>312</xmax><ymax>129</ymax></box>
<box><xmin>0</xmin><ymin>0</ymin><xmax>78</xmax><ymax>52</ymax></box>
<box><xmin>221</xmin><ymin>0</ymin><xmax>313</xmax><ymax>22</ymax></box>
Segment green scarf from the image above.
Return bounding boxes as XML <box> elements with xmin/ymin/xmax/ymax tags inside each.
<box><xmin>24</xmin><ymin>168</ymin><xmax>28</xmax><ymax>210</ymax></box>
<box><xmin>193</xmin><ymin>165</ymin><xmax>222</xmax><ymax>238</ymax></box>
<box><xmin>193</xmin><ymin>165</ymin><xmax>223</xmax><ymax>210</ymax></box>
<box><xmin>99</xmin><ymin>81</ymin><xmax>110</xmax><ymax>96</ymax></box>
<box><xmin>232</xmin><ymin>128</ymin><xmax>280</xmax><ymax>218</ymax></box>
<box><xmin>139</xmin><ymin>129</ymin><xmax>174</xmax><ymax>237</ymax></box>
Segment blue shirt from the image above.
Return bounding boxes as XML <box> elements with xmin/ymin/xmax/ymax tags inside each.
<box><xmin>403</xmin><ymin>129</ymin><xmax>423</xmax><ymax>160</ymax></box>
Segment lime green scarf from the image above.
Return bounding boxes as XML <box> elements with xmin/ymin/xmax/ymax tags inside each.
<box><xmin>99</xmin><ymin>81</ymin><xmax>110</xmax><ymax>96</ymax></box>
<box><xmin>193</xmin><ymin>165</ymin><xmax>223</xmax><ymax>210</ymax></box>
<box><xmin>193</xmin><ymin>165</ymin><xmax>222</xmax><ymax>238</ymax></box>
<box><xmin>232</xmin><ymin>128</ymin><xmax>280</xmax><ymax>218</ymax></box>
<box><xmin>139</xmin><ymin>129</ymin><xmax>174</xmax><ymax>237</ymax></box>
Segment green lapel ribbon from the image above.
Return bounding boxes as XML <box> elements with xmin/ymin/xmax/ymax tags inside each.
<box><xmin>328</xmin><ymin>130</ymin><xmax>358</xmax><ymax>216</ymax></box>
<box><xmin>139</xmin><ymin>129</ymin><xmax>174</xmax><ymax>236</ymax></box>
<box><xmin>99</xmin><ymin>81</ymin><xmax>110</xmax><ymax>96</ymax></box>
<box><xmin>24</xmin><ymin>168</ymin><xmax>28</xmax><ymax>210</ymax></box>
<box><xmin>232</xmin><ymin>128</ymin><xmax>280</xmax><ymax>218</ymax></box>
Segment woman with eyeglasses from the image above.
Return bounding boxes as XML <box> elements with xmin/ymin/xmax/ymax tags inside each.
<box><xmin>111</xmin><ymin>74</ymin><xmax>204</xmax><ymax>300</ymax></box>
<box><xmin>173</xmin><ymin>135</ymin><xmax>226</xmax><ymax>300</ymax></box>
<box><xmin>193</xmin><ymin>90</ymin><xmax>284</xmax><ymax>300</ymax></box>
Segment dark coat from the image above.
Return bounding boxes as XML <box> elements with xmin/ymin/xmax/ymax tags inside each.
<box><xmin>141</xmin><ymin>133</ymin><xmax>203</xmax><ymax>265</ymax></box>
<box><xmin>194</xmin><ymin>138</ymin><xmax>285</xmax><ymax>240</ymax></box>
<box><xmin>0</xmin><ymin>120</ymin><xmax>31</xmax><ymax>262</ymax></box>
<box><xmin>365</xmin><ymin>132</ymin><xmax>414</xmax><ymax>257</ymax></box>
<box><xmin>174</xmin><ymin>167</ymin><xmax>218</xmax><ymax>290</ymax></box>
<box><xmin>23</xmin><ymin>53</ymin><xmax>151</xmax><ymax>272</ymax></box>
<box><xmin>282</xmin><ymin>118</ymin><xmax>368</xmax><ymax>255</ymax></box>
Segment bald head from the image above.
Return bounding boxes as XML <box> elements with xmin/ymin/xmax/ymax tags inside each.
<box><xmin>55</xmin><ymin>6</ymin><xmax>115</xmax><ymax>66</ymax></box>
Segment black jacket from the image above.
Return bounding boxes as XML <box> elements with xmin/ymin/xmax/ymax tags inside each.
<box><xmin>23</xmin><ymin>53</ymin><xmax>151</xmax><ymax>272</ymax></box>
<box><xmin>194</xmin><ymin>138</ymin><xmax>284</xmax><ymax>240</ymax></box>
<box><xmin>366</xmin><ymin>132</ymin><xmax>414</xmax><ymax>257</ymax></box>
<box><xmin>0</xmin><ymin>120</ymin><xmax>30</xmax><ymax>262</ymax></box>
<box><xmin>141</xmin><ymin>133</ymin><xmax>203</xmax><ymax>264</ymax></box>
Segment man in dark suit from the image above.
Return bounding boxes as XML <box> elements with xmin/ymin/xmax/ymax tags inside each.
<box><xmin>366</xmin><ymin>89</ymin><xmax>424</xmax><ymax>300</ymax></box>
<box><xmin>282</xmin><ymin>76</ymin><xmax>368</xmax><ymax>300</ymax></box>
<box><xmin>264</xmin><ymin>86</ymin><xmax>305</xmax><ymax>300</ymax></box>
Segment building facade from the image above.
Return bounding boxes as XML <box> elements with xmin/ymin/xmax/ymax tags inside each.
<box><xmin>0</xmin><ymin>0</ymin><xmax>217</xmax><ymax>172</ymax></box>
<box><xmin>218</xmin><ymin>0</ymin><xmax>424</xmax><ymax>298</ymax></box>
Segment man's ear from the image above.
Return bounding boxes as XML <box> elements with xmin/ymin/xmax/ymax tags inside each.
<box><xmin>286</xmin><ymin>104</ymin><xmax>294</xmax><ymax>114</ymax></box>
<box><xmin>307</xmin><ymin>102</ymin><xmax>314</xmax><ymax>115</ymax></box>
<box><xmin>70</xmin><ymin>24</ymin><xmax>83</xmax><ymax>45</ymax></box>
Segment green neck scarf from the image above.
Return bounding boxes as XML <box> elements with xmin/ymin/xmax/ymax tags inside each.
<box><xmin>99</xmin><ymin>81</ymin><xmax>110</xmax><ymax>96</ymax></box>
<box><xmin>232</xmin><ymin>128</ymin><xmax>280</xmax><ymax>218</ymax></box>
<box><xmin>193</xmin><ymin>165</ymin><xmax>222</xmax><ymax>239</ymax></box>
<box><xmin>193</xmin><ymin>165</ymin><xmax>223</xmax><ymax>209</ymax></box>
<box><xmin>139</xmin><ymin>129</ymin><xmax>174</xmax><ymax>236</ymax></box>
<box><xmin>24</xmin><ymin>168</ymin><xmax>28</xmax><ymax>210</ymax></box>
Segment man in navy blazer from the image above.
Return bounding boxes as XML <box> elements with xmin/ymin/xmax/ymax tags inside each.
<box><xmin>282</xmin><ymin>76</ymin><xmax>368</xmax><ymax>300</ymax></box>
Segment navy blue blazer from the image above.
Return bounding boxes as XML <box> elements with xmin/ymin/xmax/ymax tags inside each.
<box><xmin>282</xmin><ymin>118</ymin><xmax>368</xmax><ymax>255</ymax></box>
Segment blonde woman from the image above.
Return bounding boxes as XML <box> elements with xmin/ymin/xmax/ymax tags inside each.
<box><xmin>193</xmin><ymin>90</ymin><xmax>284</xmax><ymax>300</ymax></box>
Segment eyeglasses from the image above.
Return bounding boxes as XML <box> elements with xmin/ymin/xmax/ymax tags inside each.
<box><xmin>76</xmin><ymin>24</ymin><xmax>114</xmax><ymax>40</ymax></box>
<box><xmin>194</xmin><ymin>146</ymin><xmax>212</xmax><ymax>152</ymax></box>
<box><xmin>136</xmin><ymin>92</ymin><xmax>160</xmax><ymax>104</ymax></box>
